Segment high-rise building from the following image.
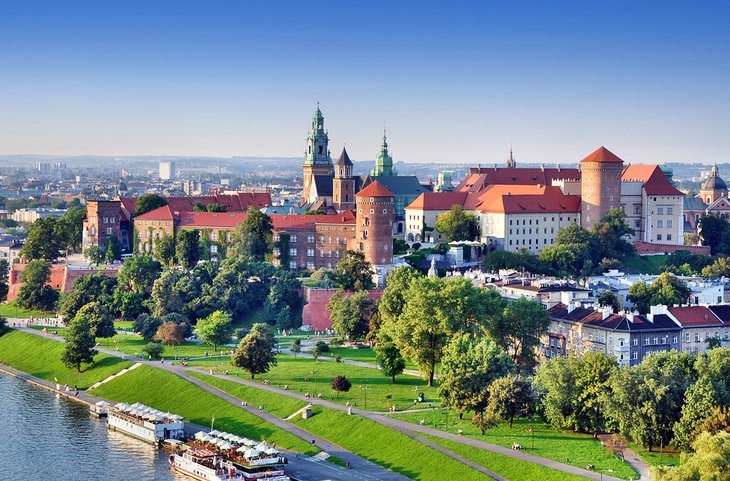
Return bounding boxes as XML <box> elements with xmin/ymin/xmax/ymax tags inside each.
<box><xmin>34</xmin><ymin>162</ymin><xmax>51</xmax><ymax>175</ymax></box>
<box><xmin>159</xmin><ymin>161</ymin><xmax>176</xmax><ymax>180</ymax></box>
<box><xmin>580</xmin><ymin>146</ymin><xmax>623</xmax><ymax>229</ymax></box>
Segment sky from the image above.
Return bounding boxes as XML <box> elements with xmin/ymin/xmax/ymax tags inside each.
<box><xmin>0</xmin><ymin>1</ymin><xmax>728</xmax><ymax>164</ymax></box>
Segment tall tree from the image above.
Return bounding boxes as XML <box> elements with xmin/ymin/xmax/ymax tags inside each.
<box><xmin>0</xmin><ymin>259</ymin><xmax>9</xmax><ymax>302</ymax></box>
<box><xmin>154</xmin><ymin>234</ymin><xmax>176</xmax><ymax>266</ymax></box>
<box><xmin>378</xmin><ymin>266</ymin><xmax>421</xmax><ymax>325</ymax></box>
<box><xmin>490</xmin><ymin>298</ymin><xmax>550</xmax><ymax>374</ymax></box>
<box><xmin>76</xmin><ymin>301</ymin><xmax>115</xmax><ymax>338</ymax></box>
<box><xmin>698</xmin><ymin>213</ymin><xmax>728</xmax><ymax>254</ymax></box>
<box><xmin>591</xmin><ymin>208</ymin><xmax>636</xmax><ymax>260</ymax></box>
<box><xmin>231</xmin><ymin>323</ymin><xmax>277</xmax><ymax>379</ymax></box>
<box><xmin>176</xmin><ymin>229</ymin><xmax>201</xmax><ymax>269</ymax></box>
<box><xmin>627</xmin><ymin>281</ymin><xmax>654</xmax><ymax>314</ymax></box>
<box><xmin>326</xmin><ymin>290</ymin><xmax>374</xmax><ymax>341</ymax></box>
<box><xmin>16</xmin><ymin>260</ymin><xmax>58</xmax><ymax>311</ymax></box>
<box><xmin>486</xmin><ymin>376</ymin><xmax>534</xmax><ymax>428</ymax></box>
<box><xmin>116</xmin><ymin>255</ymin><xmax>162</xmax><ymax>295</ymax></box>
<box><xmin>57</xmin><ymin>206</ymin><xmax>86</xmax><ymax>252</ymax></box>
<box><xmin>336</xmin><ymin>250</ymin><xmax>374</xmax><ymax>291</ymax></box>
<box><xmin>651</xmin><ymin>272</ymin><xmax>691</xmax><ymax>307</ymax></box>
<box><xmin>105</xmin><ymin>235</ymin><xmax>121</xmax><ymax>263</ymax></box>
<box><xmin>438</xmin><ymin>334</ymin><xmax>514</xmax><ymax>421</ymax></box>
<box><xmin>133</xmin><ymin>313</ymin><xmax>163</xmax><ymax>341</ymax></box>
<box><xmin>228</xmin><ymin>207</ymin><xmax>273</xmax><ymax>261</ymax></box>
<box><xmin>150</xmin><ymin>269</ymin><xmax>184</xmax><ymax>318</ymax></box>
<box><xmin>374</xmin><ymin>337</ymin><xmax>406</xmax><ymax>383</ymax></box>
<box><xmin>535</xmin><ymin>355</ymin><xmax>581</xmax><ymax>430</ymax></box>
<box><xmin>21</xmin><ymin>217</ymin><xmax>64</xmax><ymax>260</ymax></box>
<box><xmin>195</xmin><ymin>310</ymin><xmax>234</xmax><ymax>350</ymax></box>
<box><xmin>598</xmin><ymin>290</ymin><xmax>620</xmax><ymax>313</ymax></box>
<box><xmin>434</xmin><ymin>205</ymin><xmax>480</xmax><ymax>242</ymax></box>
<box><xmin>61</xmin><ymin>312</ymin><xmax>98</xmax><ymax>372</ymax></box>
<box><xmin>673</xmin><ymin>376</ymin><xmax>726</xmax><ymax>451</ymax></box>
<box><xmin>135</xmin><ymin>194</ymin><xmax>168</xmax><ymax>217</ymax></box>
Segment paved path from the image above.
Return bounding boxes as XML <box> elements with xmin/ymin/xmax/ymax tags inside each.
<box><xmin>15</xmin><ymin>326</ymin><xmax>635</xmax><ymax>481</ymax></box>
<box><xmin>597</xmin><ymin>434</ymin><xmax>650</xmax><ymax>481</ymax></box>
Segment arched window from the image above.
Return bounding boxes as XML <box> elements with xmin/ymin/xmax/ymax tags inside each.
<box><xmin>407</xmin><ymin>233</ymin><xmax>414</xmax><ymax>242</ymax></box>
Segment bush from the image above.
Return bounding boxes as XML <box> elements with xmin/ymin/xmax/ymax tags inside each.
<box><xmin>331</xmin><ymin>375</ymin><xmax>352</xmax><ymax>398</ymax></box>
<box><xmin>142</xmin><ymin>342</ymin><xmax>164</xmax><ymax>359</ymax></box>
<box><xmin>315</xmin><ymin>340</ymin><xmax>329</xmax><ymax>353</ymax></box>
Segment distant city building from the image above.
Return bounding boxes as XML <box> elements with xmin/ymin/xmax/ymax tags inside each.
<box><xmin>34</xmin><ymin>162</ymin><xmax>51</xmax><ymax>175</ymax></box>
<box><xmin>11</xmin><ymin>208</ymin><xmax>65</xmax><ymax>223</ymax></box>
<box><xmin>159</xmin><ymin>161</ymin><xmax>176</xmax><ymax>180</ymax></box>
<box><xmin>684</xmin><ymin>163</ymin><xmax>730</xmax><ymax>234</ymax></box>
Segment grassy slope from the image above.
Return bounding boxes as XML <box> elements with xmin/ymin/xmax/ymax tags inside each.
<box><xmin>630</xmin><ymin>444</ymin><xmax>681</xmax><ymax>467</ymax></box>
<box><xmin>290</xmin><ymin>405</ymin><xmax>493</xmax><ymax>481</ymax></box>
<box><xmin>189</xmin><ymin>372</ymin><xmax>306</xmax><ymax>419</ymax></box>
<box><xmin>0</xmin><ymin>329</ymin><xmax>133</xmax><ymax>388</ymax></box>
<box><xmin>422</xmin><ymin>435</ymin><xmax>590</xmax><ymax>481</ymax></box>
<box><xmin>393</xmin><ymin>411</ymin><xmax>637</xmax><ymax>480</ymax></box>
<box><xmin>195</xmin><ymin>354</ymin><xmax>440</xmax><ymax>412</ymax></box>
<box><xmin>0</xmin><ymin>302</ymin><xmax>54</xmax><ymax>318</ymax></box>
<box><xmin>90</xmin><ymin>365</ymin><xmax>316</xmax><ymax>455</ymax></box>
<box><xmin>621</xmin><ymin>254</ymin><xmax>669</xmax><ymax>275</ymax></box>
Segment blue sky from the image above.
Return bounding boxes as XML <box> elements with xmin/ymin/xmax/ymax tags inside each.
<box><xmin>0</xmin><ymin>1</ymin><xmax>728</xmax><ymax>164</ymax></box>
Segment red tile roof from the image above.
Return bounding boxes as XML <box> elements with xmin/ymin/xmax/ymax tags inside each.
<box><xmin>580</xmin><ymin>146</ymin><xmax>624</xmax><ymax>164</ymax></box>
<box><xmin>622</xmin><ymin>164</ymin><xmax>684</xmax><ymax>196</ymax></box>
<box><xmin>357</xmin><ymin>180</ymin><xmax>394</xmax><ymax>198</ymax></box>
<box><xmin>668</xmin><ymin>306</ymin><xmax>724</xmax><ymax>326</ymax></box>
<box><xmin>135</xmin><ymin>205</ymin><xmax>176</xmax><ymax>221</ymax></box>
<box><xmin>175</xmin><ymin>210</ymin><xmax>356</xmax><ymax>230</ymax></box>
<box><xmin>456</xmin><ymin>168</ymin><xmax>580</xmax><ymax>193</ymax></box>
<box><xmin>481</xmin><ymin>186</ymin><xmax>581</xmax><ymax>214</ymax></box>
<box><xmin>120</xmin><ymin>192</ymin><xmax>272</xmax><ymax>217</ymax></box>
<box><xmin>405</xmin><ymin>191</ymin><xmax>469</xmax><ymax>210</ymax></box>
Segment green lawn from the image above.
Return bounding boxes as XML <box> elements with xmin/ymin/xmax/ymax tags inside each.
<box><xmin>90</xmin><ymin>365</ymin><xmax>316</xmax><ymax>455</ymax></box>
<box><xmin>0</xmin><ymin>329</ymin><xmax>133</xmax><ymax>389</ymax></box>
<box><xmin>27</xmin><ymin>324</ymin><xmax>67</xmax><ymax>336</ymax></box>
<box><xmin>422</xmin><ymin>435</ymin><xmax>590</xmax><ymax>481</ymax></box>
<box><xmin>114</xmin><ymin>321</ymin><xmax>135</xmax><ymax>330</ymax></box>
<box><xmin>197</xmin><ymin>354</ymin><xmax>440</xmax><ymax>412</ymax></box>
<box><xmin>291</xmin><ymin>404</ymin><xmax>493</xmax><ymax>481</ymax></box>
<box><xmin>97</xmin><ymin>332</ymin><xmax>232</xmax><ymax>360</ymax></box>
<box><xmin>325</xmin><ymin>346</ymin><xmax>420</xmax><ymax>371</ymax></box>
<box><xmin>392</xmin><ymin>411</ymin><xmax>638</xmax><ymax>480</ymax></box>
<box><xmin>0</xmin><ymin>302</ymin><xmax>55</xmax><ymax>319</ymax></box>
<box><xmin>621</xmin><ymin>254</ymin><xmax>669</xmax><ymax>275</ymax></box>
<box><xmin>189</xmin><ymin>372</ymin><xmax>306</xmax><ymax>419</ymax></box>
<box><xmin>631</xmin><ymin>444</ymin><xmax>681</xmax><ymax>467</ymax></box>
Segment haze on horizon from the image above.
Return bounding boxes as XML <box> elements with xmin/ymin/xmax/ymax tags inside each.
<box><xmin>0</xmin><ymin>1</ymin><xmax>728</xmax><ymax>165</ymax></box>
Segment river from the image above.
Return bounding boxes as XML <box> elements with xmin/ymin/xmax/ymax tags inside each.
<box><xmin>0</xmin><ymin>373</ymin><xmax>185</xmax><ymax>481</ymax></box>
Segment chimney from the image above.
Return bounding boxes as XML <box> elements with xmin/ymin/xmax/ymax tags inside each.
<box><xmin>556</xmin><ymin>163</ymin><xmax>561</xmax><ymax>172</ymax></box>
<box><xmin>540</xmin><ymin>164</ymin><xmax>545</xmax><ymax>172</ymax></box>
<box><xmin>626</xmin><ymin>312</ymin><xmax>634</xmax><ymax>323</ymax></box>
<box><xmin>601</xmin><ymin>306</ymin><xmax>611</xmax><ymax>320</ymax></box>
<box><xmin>494</xmin><ymin>163</ymin><xmax>498</xmax><ymax>171</ymax></box>
<box><xmin>477</xmin><ymin>163</ymin><xmax>481</xmax><ymax>170</ymax></box>
<box><xmin>567</xmin><ymin>303</ymin><xmax>575</xmax><ymax>313</ymax></box>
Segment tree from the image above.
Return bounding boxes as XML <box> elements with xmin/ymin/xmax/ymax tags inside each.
<box><xmin>591</xmin><ymin>208</ymin><xmax>635</xmax><ymax>261</ymax></box>
<box><xmin>85</xmin><ymin>246</ymin><xmax>103</xmax><ymax>265</ymax></box>
<box><xmin>673</xmin><ymin>376</ymin><xmax>726</xmax><ymax>451</ymax></box>
<box><xmin>135</xmin><ymin>194</ymin><xmax>167</xmax><ymax>217</ymax></box>
<box><xmin>326</xmin><ymin>290</ymin><xmax>374</xmax><ymax>341</ymax></box>
<box><xmin>438</xmin><ymin>334</ymin><xmax>514</xmax><ymax>420</ymax></box>
<box><xmin>650</xmin><ymin>431</ymin><xmax>730</xmax><ymax>481</ymax></box>
<box><xmin>114</xmin><ymin>290</ymin><xmax>145</xmax><ymax>320</ymax></box>
<box><xmin>336</xmin><ymin>250</ymin><xmax>374</xmax><ymax>291</ymax></box>
<box><xmin>133</xmin><ymin>314</ymin><xmax>163</xmax><ymax>341</ymax></box>
<box><xmin>434</xmin><ymin>205</ymin><xmax>479</xmax><ymax>242</ymax></box>
<box><xmin>154</xmin><ymin>234</ymin><xmax>176</xmax><ymax>266</ymax></box>
<box><xmin>535</xmin><ymin>356</ymin><xmax>581</xmax><ymax>430</ymax></box>
<box><xmin>598</xmin><ymin>290</ymin><xmax>620</xmax><ymax>313</ymax></box>
<box><xmin>105</xmin><ymin>236</ymin><xmax>121</xmax><ymax>263</ymax></box>
<box><xmin>628</xmin><ymin>281</ymin><xmax>654</xmax><ymax>314</ymax></box>
<box><xmin>61</xmin><ymin>313</ymin><xmax>98</xmax><ymax>372</ymax></box>
<box><xmin>483</xmin><ymin>248</ymin><xmax>548</xmax><ymax>275</ymax></box>
<box><xmin>154</xmin><ymin>321</ymin><xmax>187</xmax><ymax>346</ymax></box>
<box><xmin>699</xmin><ymin>214</ymin><xmax>729</xmax><ymax>254</ymax></box>
<box><xmin>21</xmin><ymin>217</ymin><xmax>64</xmax><ymax>261</ymax></box>
<box><xmin>76</xmin><ymin>302</ymin><xmax>115</xmax><ymax>338</ymax></box>
<box><xmin>231</xmin><ymin>323</ymin><xmax>278</xmax><ymax>379</ymax></box>
<box><xmin>330</xmin><ymin>375</ymin><xmax>352</xmax><ymax>398</ymax></box>
<box><xmin>195</xmin><ymin>310</ymin><xmax>233</xmax><ymax>350</ymax></box>
<box><xmin>150</xmin><ymin>269</ymin><xmax>184</xmax><ymax>317</ymax></box>
<box><xmin>176</xmin><ymin>229</ymin><xmax>201</xmax><ymax>269</ymax></box>
<box><xmin>206</xmin><ymin>202</ymin><xmax>227</xmax><ymax>212</ymax></box>
<box><xmin>16</xmin><ymin>260</ymin><xmax>58</xmax><ymax>311</ymax></box>
<box><xmin>539</xmin><ymin>243</ymin><xmax>591</xmax><ymax>277</ymax></box>
<box><xmin>0</xmin><ymin>315</ymin><xmax>7</xmax><ymax>334</ymax></box>
<box><xmin>374</xmin><ymin>338</ymin><xmax>406</xmax><ymax>383</ymax></box>
<box><xmin>651</xmin><ymin>272</ymin><xmax>691</xmax><ymax>307</ymax></box>
<box><xmin>0</xmin><ymin>259</ymin><xmax>9</xmax><ymax>303</ymax></box>
<box><xmin>697</xmin><ymin>406</ymin><xmax>730</xmax><ymax>436</ymax></box>
<box><xmin>486</xmin><ymin>376</ymin><xmax>534</xmax><ymax>428</ymax></box>
<box><xmin>490</xmin><ymin>298</ymin><xmax>550</xmax><ymax>374</ymax></box>
<box><xmin>312</xmin><ymin>344</ymin><xmax>322</xmax><ymax>361</ymax></box>
<box><xmin>290</xmin><ymin>339</ymin><xmax>302</xmax><ymax>358</ymax></box>
<box><xmin>310</xmin><ymin>268</ymin><xmax>337</xmax><ymax>288</ymax></box>
<box><xmin>378</xmin><ymin>266</ymin><xmax>421</xmax><ymax>325</ymax></box>
<box><xmin>142</xmin><ymin>342</ymin><xmax>164</xmax><ymax>359</ymax></box>
<box><xmin>116</xmin><ymin>255</ymin><xmax>162</xmax><ymax>295</ymax></box>
<box><xmin>702</xmin><ymin>257</ymin><xmax>730</xmax><ymax>278</ymax></box>
<box><xmin>57</xmin><ymin>206</ymin><xmax>86</xmax><ymax>252</ymax></box>
<box><xmin>228</xmin><ymin>207</ymin><xmax>273</xmax><ymax>261</ymax></box>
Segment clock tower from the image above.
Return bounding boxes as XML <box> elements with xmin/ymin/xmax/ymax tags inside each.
<box><xmin>302</xmin><ymin>104</ymin><xmax>333</xmax><ymax>205</ymax></box>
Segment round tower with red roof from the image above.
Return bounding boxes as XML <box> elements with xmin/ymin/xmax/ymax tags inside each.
<box><xmin>354</xmin><ymin>180</ymin><xmax>395</xmax><ymax>286</ymax></box>
<box><xmin>580</xmin><ymin>146</ymin><xmax>624</xmax><ymax>230</ymax></box>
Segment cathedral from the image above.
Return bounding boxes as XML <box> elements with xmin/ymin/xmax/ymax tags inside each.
<box><xmin>300</xmin><ymin>105</ymin><xmax>429</xmax><ymax>235</ymax></box>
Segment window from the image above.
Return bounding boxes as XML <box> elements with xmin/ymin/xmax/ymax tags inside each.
<box><xmin>307</xmin><ymin>235</ymin><xmax>314</xmax><ymax>243</ymax></box>
<box><xmin>632</xmin><ymin>351</ymin><xmax>638</xmax><ymax>360</ymax></box>
<box><xmin>290</xmin><ymin>235</ymin><xmax>298</xmax><ymax>243</ymax></box>
<box><xmin>667</xmin><ymin>234</ymin><xmax>672</xmax><ymax>241</ymax></box>
<box><xmin>307</xmin><ymin>249</ymin><xmax>314</xmax><ymax>257</ymax></box>
<box><xmin>635</xmin><ymin>220</ymin><xmax>641</xmax><ymax>228</ymax></box>
<box><xmin>657</xmin><ymin>234</ymin><xmax>662</xmax><ymax>241</ymax></box>
<box><xmin>645</xmin><ymin>338</ymin><xmax>650</xmax><ymax>345</ymax></box>
<box><xmin>211</xmin><ymin>244</ymin><xmax>218</xmax><ymax>254</ymax></box>
<box><xmin>653</xmin><ymin>337</ymin><xmax>658</xmax><ymax>345</ymax></box>
<box><xmin>695</xmin><ymin>333</ymin><xmax>701</xmax><ymax>342</ymax></box>
<box><xmin>106</xmin><ymin>227</ymin><xmax>112</xmax><ymax>235</ymax></box>
<box><xmin>673</xmin><ymin>336</ymin><xmax>678</xmax><ymax>344</ymax></box>
<box><xmin>667</xmin><ymin>207</ymin><xmax>673</xmax><ymax>215</ymax></box>
<box><xmin>619</xmin><ymin>339</ymin><xmax>624</xmax><ymax>347</ymax></box>
<box><xmin>634</xmin><ymin>204</ymin><xmax>641</xmax><ymax>215</ymax></box>
<box><xmin>657</xmin><ymin>220</ymin><xmax>663</xmax><ymax>228</ymax></box>
<box><xmin>686</xmin><ymin>333</ymin><xmax>691</xmax><ymax>342</ymax></box>
<box><xmin>273</xmin><ymin>234</ymin><xmax>280</xmax><ymax>242</ymax></box>
<box><xmin>289</xmin><ymin>261</ymin><xmax>298</xmax><ymax>269</ymax></box>
<box><xmin>633</xmin><ymin>338</ymin><xmax>638</xmax><ymax>346</ymax></box>
<box><xmin>667</xmin><ymin>220</ymin><xmax>673</xmax><ymax>228</ymax></box>
<box><xmin>289</xmin><ymin>248</ymin><xmax>297</xmax><ymax>256</ymax></box>
<box><xmin>658</xmin><ymin>207</ymin><xmax>664</xmax><ymax>215</ymax></box>
<box><xmin>307</xmin><ymin>261</ymin><xmax>314</xmax><ymax>270</ymax></box>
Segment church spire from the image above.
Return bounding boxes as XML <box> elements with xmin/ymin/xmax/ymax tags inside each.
<box><xmin>371</xmin><ymin>128</ymin><xmax>397</xmax><ymax>176</ymax></box>
<box><xmin>507</xmin><ymin>146</ymin><xmax>516</xmax><ymax>168</ymax></box>
<box><xmin>304</xmin><ymin>103</ymin><xmax>331</xmax><ymax>167</ymax></box>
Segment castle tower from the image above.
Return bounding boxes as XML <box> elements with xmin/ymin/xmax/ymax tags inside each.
<box><xmin>370</xmin><ymin>130</ymin><xmax>397</xmax><ymax>176</ymax></box>
<box><xmin>354</xmin><ymin>181</ymin><xmax>395</xmax><ymax>286</ymax></box>
<box><xmin>699</xmin><ymin>163</ymin><xmax>728</xmax><ymax>205</ymax></box>
<box><xmin>301</xmin><ymin>104</ymin><xmax>333</xmax><ymax>205</ymax></box>
<box><xmin>580</xmin><ymin>146</ymin><xmax>624</xmax><ymax>230</ymax></box>
<box><xmin>333</xmin><ymin>147</ymin><xmax>356</xmax><ymax>211</ymax></box>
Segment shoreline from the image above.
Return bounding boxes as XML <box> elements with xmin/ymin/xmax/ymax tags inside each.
<box><xmin>0</xmin><ymin>363</ymin><xmax>99</xmax><ymax>409</ymax></box>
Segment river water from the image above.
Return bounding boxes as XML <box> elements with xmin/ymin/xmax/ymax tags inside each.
<box><xmin>0</xmin><ymin>373</ymin><xmax>185</xmax><ymax>481</ymax></box>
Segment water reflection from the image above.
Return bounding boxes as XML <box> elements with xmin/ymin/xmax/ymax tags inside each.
<box><xmin>0</xmin><ymin>374</ymin><xmax>185</xmax><ymax>481</ymax></box>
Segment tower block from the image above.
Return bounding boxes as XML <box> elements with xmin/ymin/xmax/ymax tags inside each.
<box><xmin>353</xmin><ymin>181</ymin><xmax>395</xmax><ymax>286</ymax></box>
<box><xmin>580</xmin><ymin>146</ymin><xmax>624</xmax><ymax>230</ymax></box>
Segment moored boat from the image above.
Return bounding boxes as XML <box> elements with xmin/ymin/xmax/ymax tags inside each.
<box><xmin>107</xmin><ymin>402</ymin><xmax>185</xmax><ymax>445</ymax></box>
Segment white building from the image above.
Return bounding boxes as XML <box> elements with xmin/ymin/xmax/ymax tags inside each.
<box><xmin>159</xmin><ymin>161</ymin><xmax>176</xmax><ymax>180</ymax></box>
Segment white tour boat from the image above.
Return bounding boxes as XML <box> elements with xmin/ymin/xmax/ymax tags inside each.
<box><xmin>169</xmin><ymin>431</ymin><xmax>290</xmax><ymax>481</ymax></box>
<box><xmin>107</xmin><ymin>402</ymin><xmax>185</xmax><ymax>445</ymax></box>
